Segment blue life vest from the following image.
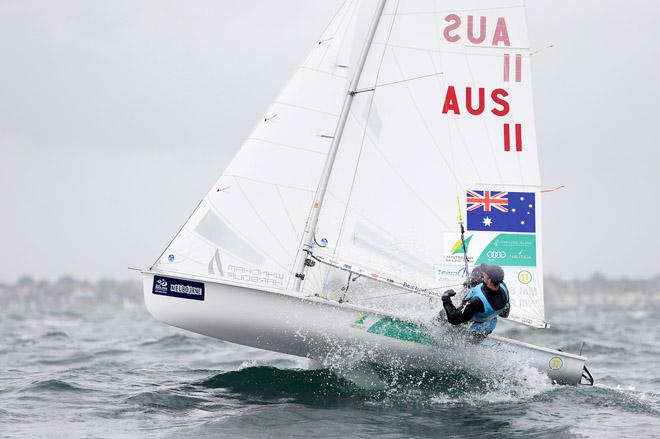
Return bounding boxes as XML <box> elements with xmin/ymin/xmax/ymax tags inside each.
<box><xmin>463</xmin><ymin>283</ymin><xmax>509</xmax><ymax>335</ymax></box>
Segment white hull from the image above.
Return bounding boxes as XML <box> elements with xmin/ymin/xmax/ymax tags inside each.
<box><xmin>142</xmin><ymin>272</ymin><xmax>590</xmax><ymax>386</ymax></box>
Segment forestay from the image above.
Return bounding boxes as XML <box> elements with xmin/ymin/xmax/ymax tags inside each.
<box><xmin>151</xmin><ymin>0</ymin><xmax>382</xmax><ymax>292</ymax></box>
<box><xmin>310</xmin><ymin>0</ymin><xmax>547</xmax><ymax>328</ymax></box>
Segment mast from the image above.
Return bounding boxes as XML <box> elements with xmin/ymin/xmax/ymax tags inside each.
<box><xmin>293</xmin><ymin>0</ymin><xmax>388</xmax><ymax>291</ymax></box>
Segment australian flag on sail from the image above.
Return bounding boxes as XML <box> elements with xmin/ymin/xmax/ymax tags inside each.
<box><xmin>466</xmin><ymin>190</ymin><xmax>536</xmax><ymax>233</ymax></box>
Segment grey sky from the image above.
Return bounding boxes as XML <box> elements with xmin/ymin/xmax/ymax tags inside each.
<box><xmin>1</xmin><ymin>0</ymin><xmax>658</xmax><ymax>283</ymax></box>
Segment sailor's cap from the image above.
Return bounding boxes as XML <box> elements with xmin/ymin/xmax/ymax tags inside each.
<box><xmin>479</xmin><ymin>263</ymin><xmax>504</xmax><ymax>284</ymax></box>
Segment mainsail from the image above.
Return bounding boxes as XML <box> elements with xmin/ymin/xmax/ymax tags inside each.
<box><xmin>153</xmin><ymin>0</ymin><xmax>547</xmax><ymax>328</ymax></box>
<box><xmin>310</xmin><ymin>0</ymin><xmax>547</xmax><ymax>327</ymax></box>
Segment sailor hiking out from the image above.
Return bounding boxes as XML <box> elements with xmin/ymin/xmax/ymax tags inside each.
<box><xmin>441</xmin><ymin>263</ymin><xmax>510</xmax><ymax>336</ymax></box>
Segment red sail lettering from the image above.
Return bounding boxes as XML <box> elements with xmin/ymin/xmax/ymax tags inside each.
<box><xmin>492</xmin><ymin>17</ymin><xmax>511</xmax><ymax>46</ymax></box>
<box><xmin>491</xmin><ymin>89</ymin><xmax>510</xmax><ymax>116</ymax></box>
<box><xmin>515</xmin><ymin>123</ymin><xmax>523</xmax><ymax>151</ymax></box>
<box><xmin>467</xmin><ymin>16</ymin><xmax>487</xmax><ymax>44</ymax></box>
<box><xmin>444</xmin><ymin>14</ymin><xmax>461</xmax><ymax>42</ymax></box>
<box><xmin>442</xmin><ymin>86</ymin><xmax>460</xmax><ymax>114</ymax></box>
<box><xmin>503</xmin><ymin>124</ymin><xmax>523</xmax><ymax>152</ymax></box>
<box><xmin>466</xmin><ymin>87</ymin><xmax>485</xmax><ymax>115</ymax></box>
<box><xmin>443</xmin><ymin>86</ymin><xmax>510</xmax><ymax>116</ymax></box>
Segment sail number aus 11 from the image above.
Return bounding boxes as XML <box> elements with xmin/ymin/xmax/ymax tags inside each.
<box><xmin>441</xmin><ymin>86</ymin><xmax>522</xmax><ymax>153</ymax></box>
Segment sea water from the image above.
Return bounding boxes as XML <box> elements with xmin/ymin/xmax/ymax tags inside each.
<box><xmin>1</xmin><ymin>276</ymin><xmax>659</xmax><ymax>438</ymax></box>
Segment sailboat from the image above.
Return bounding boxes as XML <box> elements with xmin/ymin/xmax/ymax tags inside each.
<box><xmin>142</xmin><ymin>0</ymin><xmax>593</xmax><ymax>386</ymax></box>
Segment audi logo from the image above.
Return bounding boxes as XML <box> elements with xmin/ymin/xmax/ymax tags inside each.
<box><xmin>487</xmin><ymin>251</ymin><xmax>507</xmax><ymax>258</ymax></box>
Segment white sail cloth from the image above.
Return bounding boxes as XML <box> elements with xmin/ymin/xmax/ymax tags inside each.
<box><xmin>153</xmin><ymin>0</ymin><xmax>547</xmax><ymax>328</ymax></box>
<box><xmin>313</xmin><ymin>0</ymin><xmax>547</xmax><ymax>327</ymax></box>
<box><xmin>152</xmin><ymin>0</ymin><xmax>382</xmax><ymax>292</ymax></box>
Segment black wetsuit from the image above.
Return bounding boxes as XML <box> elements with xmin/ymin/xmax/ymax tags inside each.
<box><xmin>443</xmin><ymin>283</ymin><xmax>510</xmax><ymax>325</ymax></box>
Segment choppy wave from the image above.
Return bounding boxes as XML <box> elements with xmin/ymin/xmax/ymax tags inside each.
<box><xmin>140</xmin><ymin>334</ymin><xmax>196</xmax><ymax>347</ymax></box>
<box><xmin>193</xmin><ymin>362</ymin><xmax>555</xmax><ymax>408</ymax></box>
<box><xmin>199</xmin><ymin>366</ymin><xmax>360</xmax><ymax>402</ymax></box>
<box><xmin>125</xmin><ymin>390</ymin><xmax>211</xmax><ymax>411</ymax></box>
<box><xmin>41</xmin><ymin>331</ymin><xmax>69</xmax><ymax>339</ymax></box>
<box><xmin>20</xmin><ymin>379</ymin><xmax>93</xmax><ymax>394</ymax></box>
<box><xmin>597</xmin><ymin>387</ymin><xmax>660</xmax><ymax>415</ymax></box>
<box><xmin>2</xmin><ymin>277</ymin><xmax>660</xmax><ymax>438</ymax></box>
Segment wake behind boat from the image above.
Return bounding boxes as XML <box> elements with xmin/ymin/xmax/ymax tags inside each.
<box><xmin>142</xmin><ymin>0</ymin><xmax>593</xmax><ymax>386</ymax></box>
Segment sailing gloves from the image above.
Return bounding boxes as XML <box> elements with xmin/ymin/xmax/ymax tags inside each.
<box><xmin>442</xmin><ymin>289</ymin><xmax>457</xmax><ymax>303</ymax></box>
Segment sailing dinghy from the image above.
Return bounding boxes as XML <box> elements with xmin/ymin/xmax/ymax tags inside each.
<box><xmin>142</xmin><ymin>0</ymin><xmax>593</xmax><ymax>386</ymax></box>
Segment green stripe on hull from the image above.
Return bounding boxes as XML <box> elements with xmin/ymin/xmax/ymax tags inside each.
<box><xmin>366</xmin><ymin>317</ymin><xmax>437</xmax><ymax>346</ymax></box>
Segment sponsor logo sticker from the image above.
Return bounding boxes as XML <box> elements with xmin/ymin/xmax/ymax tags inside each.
<box><xmin>548</xmin><ymin>356</ymin><xmax>563</xmax><ymax>370</ymax></box>
<box><xmin>450</xmin><ymin>235</ymin><xmax>472</xmax><ymax>255</ymax></box>
<box><xmin>475</xmin><ymin>233</ymin><xmax>536</xmax><ymax>267</ymax></box>
<box><xmin>152</xmin><ymin>276</ymin><xmax>205</xmax><ymax>301</ymax></box>
<box><xmin>443</xmin><ymin>232</ymin><xmax>475</xmax><ymax>264</ymax></box>
<box><xmin>433</xmin><ymin>264</ymin><xmax>469</xmax><ymax>283</ymax></box>
<box><xmin>518</xmin><ymin>270</ymin><xmax>532</xmax><ymax>284</ymax></box>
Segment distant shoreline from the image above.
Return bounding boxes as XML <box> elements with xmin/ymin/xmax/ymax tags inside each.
<box><xmin>4</xmin><ymin>274</ymin><xmax>659</xmax><ymax>313</ymax></box>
